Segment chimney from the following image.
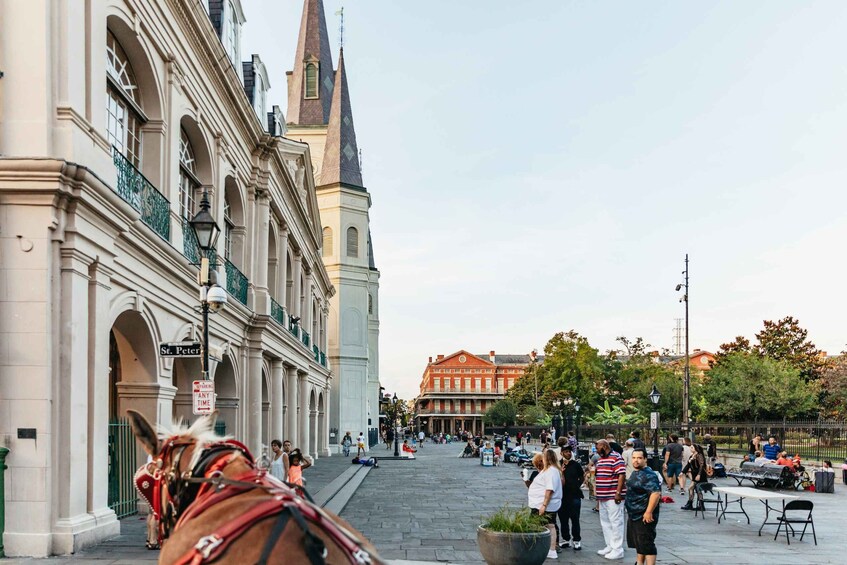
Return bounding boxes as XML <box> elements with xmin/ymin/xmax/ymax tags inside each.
<box><xmin>693</xmin><ymin>348</ymin><xmax>701</xmax><ymax>353</ymax></box>
<box><xmin>428</xmin><ymin>356</ymin><xmax>433</xmax><ymax>363</ymax></box>
<box><xmin>489</xmin><ymin>350</ymin><xmax>496</xmax><ymax>363</ymax></box>
<box><xmin>437</xmin><ymin>354</ymin><xmax>444</xmax><ymax>361</ymax></box>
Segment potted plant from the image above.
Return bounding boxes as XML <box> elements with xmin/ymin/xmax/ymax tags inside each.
<box><xmin>477</xmin><ymin>505</ymin><xmax>551</xmax><ymax>565</ymax></box>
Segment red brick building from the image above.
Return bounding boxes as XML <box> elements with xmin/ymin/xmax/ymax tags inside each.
<box><xmin>413</xmin><ymin>350</ymin><xmax>539</xmax><ymax>436</ymax></box>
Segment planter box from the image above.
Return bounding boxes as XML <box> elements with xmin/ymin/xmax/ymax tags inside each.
<box><xmin>477</xmin><ymin>526</ymin><xmax>550</xmax><ymax>565</ymax></box>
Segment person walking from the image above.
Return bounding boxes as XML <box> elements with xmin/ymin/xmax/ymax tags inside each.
<box><xmin>526</xmin><ymin>431</ymin><xmax>532</xmax><ymax>444</ymax></box>
<box><xmin>629</xmin><ymin>431</ymin><xmax>645</xmax><ymax>451</ymax></box>
<box><xmin>625</xmin><ymin>448</ymin><xmax>662</xmax><ymax>565</ymax></box>
<box><xmin>526</xmin><ymin>450</ymin><xmax>563</xmax><ymax>561</ymax></box>
<box><xmin>567</xmin><ymin>431</ymin><xmax>578</xmax><ymax>453</ymax></box>
<box><xmin>622</xmin><ymin>439</ymin><xmax>635</xmax><ymax>479</ymax></box>
<box><xmin>341</xmin><ymin>432</ymin><xmax>353</xmax><ymax>457</ymax></box>
<box><xmin>595</xmin><ymin>439</ymin><xmax>626</xmax><ymax>560</ymax></box>
<box><xmin>557</xmin><ymin>445</ymin><xmax>584</xmax><ymax>551</ymax></box>
<box><xmin>418</xmin><ymin>429</ymin><xmax>425</xmax><ymax>448</ymax></box>
<box><xmin>662</xmin><ymin>434</ymin><xmax>685</xmax><ymax>495</ymax></box>
<box><xmin>357</xmin><ymin>431</ymin><xmax>367</xmax><ymax>457</ymax></box>
<box><xmin>681</xmin><ymin>444</ymin><xmax>708</xmax><ymax>510</ymax></box>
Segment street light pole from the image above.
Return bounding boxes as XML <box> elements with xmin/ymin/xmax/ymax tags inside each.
<box><xmin>392</xmin><ymin>393</ymin><xmax>400</xmax><ymax>457</ymax></box>
<box><xmin>676</xmin><ymin>254</ymin><xmax>690</xmax><ymax>439</ymax></box>
<box><xmin>189</xmin><ymin>190</ymin><xmax>223</xmax><ymax>381</ymax></box>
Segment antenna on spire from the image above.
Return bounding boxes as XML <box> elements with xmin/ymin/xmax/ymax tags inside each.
<box><xmin>335</xmin><ymin>6</ymin><xmax>345</xmax><ymax>49</ymax></box>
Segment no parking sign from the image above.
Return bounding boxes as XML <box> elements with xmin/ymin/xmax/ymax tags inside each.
<box><xmin>193</xmin><ymin>380</ymin><xmax>215</xmax><ymax>415</ymax></box>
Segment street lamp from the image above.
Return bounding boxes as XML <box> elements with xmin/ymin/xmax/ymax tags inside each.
<box><xmin>574</xmin><ymin>398</ymin><xmax>581</xmax><ymax>444</ymax></box>
<box><xmin>189</xmin><ymin>190</ymin><xmax>225</xmax><ymax>380</ymax></box>
<box><xmin>649</xmin><ymin>384</ymin><xmax>661</xmax><ymax>459</ymax></box>
<box><xmin>675</xmin><ymin>254</ymin><xmax>690</xmax><ymax>439</ymax></box>
<box><xmin>392</xmin><ymin>393</ymin><xmax>400</xmax><ymax>457</ymax></box>
<box><xmin>552</xmin><ymin>399</ymin><xmax>562</xmax><ymax>439</ymax></box>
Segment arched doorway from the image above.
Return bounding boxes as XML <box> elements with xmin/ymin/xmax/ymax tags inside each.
<box><xmin>261</xmin><ymin>369</ymin><xmax>270</xmax><ymax>448</ymax></box>
<box><xmin>108</xmin><ymin>309</ymin><xmax>159</xmax><ymax>518</ymax></box>
<box><xmin>318</xmin><ymin>392</ymin><xmax>326</xmax><ymax>455</ymax></box>
<box><xmin>214</xmin><ymin>354</ymin><xmax>239</xmax><ymax>438</ymax></box>
<box><xmin>309</xmin><ymin>390</ymin><xmax>317</xmax><ymax>458</ymax></box>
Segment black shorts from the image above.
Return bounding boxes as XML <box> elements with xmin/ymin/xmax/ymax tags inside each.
<box><xmin>529</xmin><ymin>508</ymin><xmax>558</xmax><ymax>524</ymax></box>
<box><xmin>626</xmin><ymin>516</ymin><xmax>658</xmax><ymax>556</ymax></box>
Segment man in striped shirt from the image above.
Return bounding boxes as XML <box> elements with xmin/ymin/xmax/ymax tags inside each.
<box><xmin>595</xmin><ymin>439</ymin><xmax>627</xmax><ymax>560</ymax></box>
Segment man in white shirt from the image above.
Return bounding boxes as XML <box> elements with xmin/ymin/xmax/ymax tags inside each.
<box><xmin>622</xmin><ymin>439</ymin><xmax>635</xmax><ymax>479</ymax></box>
<box><xmin>418</xmin><ymin>430</ymin><xmax>425</xmax><ymax>448</ymax></box>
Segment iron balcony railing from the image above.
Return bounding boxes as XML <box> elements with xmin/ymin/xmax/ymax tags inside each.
<box><xmin>320</xmin><ymin>351</ymin><xmax>327</xmax><ymax>367</ymax></box>
<box><xmin>181</xmin><ymin>218</ymin><xmax>218</xmax><ymax>267</ymax></box>
<box><xmin>112</xmin><ymin>148</ymin><xmax>170</xmax><ymax>241</ymax></box>
<box><xmin>313</xmin><ymin>344</ymin><xmax>320</xmax><ymax>363</ymax></box>
<box><xmin>301</xmin><ymin>330</ymin><xmax>311</xmax><ymax>348</ymax></box>
<box><xmin>270</xmin><ymin>298</ymin><xmax>286</xmax><ymax>326</ymax></box>
<box><xmin>224</xmin><ymin>258</ymin><xmax>248</xmax><ymax>305</ymax></box>
<box><xmin>288</xmin><ymin>316</ymin><xmax>300</xmax><ymax>337</ymax></box>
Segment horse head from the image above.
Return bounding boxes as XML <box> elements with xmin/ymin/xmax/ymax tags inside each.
<box><xmin>126</xmin><ymin>409</ymin><xmax>253</xmax><ymax>541</ymax></box>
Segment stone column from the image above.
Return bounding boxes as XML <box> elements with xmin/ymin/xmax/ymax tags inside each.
<box><xmin>246</xmin><ymin>347</ymin><xmax>263</xmax><ymax>457</ymax></box>
<box><xmin>285</xmin><ymin>365</ymin><xmax>298</xmax><ymax>444</ymax></box>
<box><xmin>322</xmin><ymin>387</ymin><xmax>331</xmax><ymax>456</ymax></box>
<box><xmin>271</xmin><ymin>360</ymin><xmax>284</xmax><ymax>442</ymax></box>
<box><xmin>299</xmin><ymin>373</ymin><xmax>310</xmax><ymax>455</ymax></box>
<box><xmin>87</xmin><ymin>261</ymin><xmax>114</xmax><ymax>522</ymax></box>
<box><xmin>253</xmin><ymin>190</ymin><xmax>270</xmax><ymax>314</ymax></box>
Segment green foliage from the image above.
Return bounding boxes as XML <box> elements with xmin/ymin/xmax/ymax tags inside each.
<box><xmin>536</xmin><ymin>331</ymin><xmax>605</xmax><ymax>410</ymax></box>
<box><xmin>481</xmin><ymin>505</ymin><xmax>549</xmax><ymax>534</ymax></box>
<box><xmin>703</xmin><ymin>352</ymin><xmax>818</xmax><ymax>420</ymax></box>
<box><xmin>754</xmin><ymin>316</ymin><xmax>828</xmax><ymax>381</ymax></box>
<box><xmin>484</xmin><ymin>398</ymin><xmax>518</xmax><ymax>426</ymax></box>
<box><xmin>506</xmin><ymin>363</ymin><xmax>541</xmax><ymax>407</ymax></box>
<box><xmin>520</xmin><ymin>405</ymin><xmax>548</xmax><ymax>425</ymax></box>
<box><xmin>630</xmin><ymin>364</ymin><xmax>690</xmax><ymax>422</ymax></box>
<box><xmin>584</xmin><ymin>400</ymin><xmax>644</xmax><ymax>425</ymax></box>
<box><xmin>821</xmin><ymin>352</ymin><xmax>847</xmax><ymax>417</ymax></box>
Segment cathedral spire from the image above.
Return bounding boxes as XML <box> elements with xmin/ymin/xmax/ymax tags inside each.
<box><xmin>287</xmin><ymin>0</ymin><xmax>334</xmax><ymax>125</ymax></box>
<box><xmin>319</xmin><ymin>48</ymin><xmax>363</xmax><ymax>187</ymax></box>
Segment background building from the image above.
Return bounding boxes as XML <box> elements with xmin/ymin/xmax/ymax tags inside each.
<box><xmin>285</xmin><ymin>0</ymin><xmax>381</xmax><ymax>452</ymax></box>
<box><xmin>414</xmin><ymin>350</ymin><xmax>539</xmax><ymax>435</ymax></box>
<box><xmin>0</xmin><ymin>0</ymin><xmax>334</xmax><ymax>556</ymax></box>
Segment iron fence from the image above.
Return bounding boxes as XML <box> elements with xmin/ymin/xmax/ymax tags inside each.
<box><xmin>270</xmin><ymin>298</ymin><xmax>286</xmax><ymax>326</ymax></box>
<box><xmin>107</xmin><ymin>418</ymin><xmax>137</xmax><ymax>519</ymax></box>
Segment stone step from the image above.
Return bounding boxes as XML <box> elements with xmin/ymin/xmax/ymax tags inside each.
<box><xmin>323</xmin><ymin>465</ymin><xmax>371</xmax><ymax>515</ymax></box>
<box><xmin>312</xmin><ymin>464</ymin><xmax>361</xmax><ymax>507</ymax></box>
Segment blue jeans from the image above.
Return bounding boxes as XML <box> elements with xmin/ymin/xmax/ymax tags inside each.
<box><xmin>557</xmin><ymin>497</ymin><xmax>581</xmax><ymax>542</ymax></box>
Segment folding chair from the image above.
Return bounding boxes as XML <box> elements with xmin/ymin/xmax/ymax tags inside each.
<box><xmin>774</xmin><ymin>500</ymin><xmax>816</xmax><ymax>545</ymax></box>
<box><xmin>694</xmin><ymin>483</ymin><xmax>724</xmax><ymax>520</ymax></box>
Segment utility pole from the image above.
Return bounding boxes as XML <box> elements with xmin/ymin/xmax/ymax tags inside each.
<box><xmin>683</xmin><ymin>254</ymin><xmax>691</xmax><ymax>440</ymax></box>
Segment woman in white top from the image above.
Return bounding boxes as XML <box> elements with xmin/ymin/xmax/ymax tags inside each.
<box><xmin>526</xmin><ymin>450</ymin><xmax>563</xmax><ymax>560</ymax></box>
<box><xmin>269</xmin><ymin>439</ymin><xmax>286</xmax><ymax>481</ymax></box>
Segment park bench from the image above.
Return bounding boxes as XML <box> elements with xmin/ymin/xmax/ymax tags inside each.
<box><xmin>726</xmin><ymin>462</ymin><xmax>798</xmax><ymax>490</ymax></box>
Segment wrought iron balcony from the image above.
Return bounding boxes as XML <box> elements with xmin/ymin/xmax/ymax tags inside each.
<box><xmin>312</xmin><ymin>344</ymin><xmax>320</xmax><ymax>362</ymax></box>
<box><xmin>270</xmin><ymin>298</ymin><xmax>285</xmax><ymax>326</ymax></box>
<box><xmin>112</xmin><ymin>148</ymin><xmax>170</xmax><ymax>241</ymax></box>
<box><xmin>224</xmin><ymin>258</ymin><xmax>247</xmax><ymax>305</ymax></box>
<box><xmin>288</xmin><ymin>316</ymin><xmax>300</xmax><ymax>337</ymax></box>
<box><xmin>302</xmin><ymin>330</ymin><xmax>311</xmax><ymax>348</ymax></box>
<box><xmin>181</xmin><ymin>218</ymin><xmax>218</xmax><ymax>267</ymax></box>
<box><xmin>320</xmin><ymin>351</ymin><xmax>327</xmax><ymax>367</ymax></box>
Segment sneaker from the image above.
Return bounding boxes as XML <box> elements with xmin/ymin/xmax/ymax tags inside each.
<box><xmin>558</xmin><ymin>540</ymin><xmax>570</xmax><ymax>549</ymax></box>
<box><xmin>546</xmin><ymin>550</ymin><xmax>558</xmax><ymax>560</ymax></box>
<box><xmin>604</xmin><ymin>549</ymin><xmax>625</xmax><ymax>560</ymax></box>
<box><xmin>573</xmin><ymin>541</ymin><xmax>581</xmax><ymax>551</ymax></box>
<box><xmin>680</xmin><ymin>488</ymin><xmax>686</xmax><ymax>495</ymax></box>
<box><xmin>597</xmin><ymin>547</ymin><xmax>612</xmax><ymax>556</ymax></box>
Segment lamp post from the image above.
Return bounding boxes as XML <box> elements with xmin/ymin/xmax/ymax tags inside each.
<box><xmin>649</xmin><ymin>384</ymin><xmax>661</xmax><ymax>462</ymax></box>
<box><xmin>574</xmin><ymin>398</ymin><xmax>581</xmax><ymax>444</ymax></box>
<box><xmin>189</xmin><ymin>190</ymin><xmax>224</xmax><ymax>380</ymax></box>
<box><xmin>675</xmin><ymin>254</ymin><xmax>690</xmax><ymax>439</ymax></box>
<box><xmin>392</xmin><ymin>393</ymin><xmax>400</xmax><ymax>457</ymax></box>
<box><xmin>552</xmin><ymin>399</ymin><xmax>562</xmax><ymax>439</ymax></box>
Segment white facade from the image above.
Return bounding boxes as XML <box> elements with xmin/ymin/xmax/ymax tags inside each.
<box><xmin>0</xmin><ymin>0</ymin><xmax>334</xmax><ymax>557</ymax></box>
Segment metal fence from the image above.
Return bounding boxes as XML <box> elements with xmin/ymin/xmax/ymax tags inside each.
<box><xmin>107</xmin><ymin>418</ymin><xmax>138</xmax><ymax>519</ymax></box>
<box><xmin>575</xmin><ymin>420</ymin><xmax>847</xmax><ymax>462</ymax></box>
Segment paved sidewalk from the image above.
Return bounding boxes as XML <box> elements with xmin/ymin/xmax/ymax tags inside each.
<box><xmin>341</xmin><ymin>442</ymin><xmax>843</xmax><ymax>564</ymax></box>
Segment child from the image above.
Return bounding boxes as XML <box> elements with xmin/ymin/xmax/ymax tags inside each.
<box><xmin>287</xmin><ymin>449</ymin><xmax>311</xmax><ymax>486</ymax></box>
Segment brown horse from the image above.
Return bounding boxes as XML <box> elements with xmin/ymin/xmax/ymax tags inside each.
<box><xmin>127</xmin><ymin>410</ymin><xmax>384</xmax><ymax>565</ymax></box>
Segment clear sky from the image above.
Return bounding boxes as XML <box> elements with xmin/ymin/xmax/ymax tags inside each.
<box><xmin>243</xmin><ymin>1</ymin><xmax>847</xmax><ymax>399</ymax></box>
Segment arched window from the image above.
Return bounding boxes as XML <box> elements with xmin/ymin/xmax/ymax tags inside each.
<box><xmin>346</xmin><ymin>226</ymin><xmax>359</xmax><ymax>258</ymax></box>
<box><xmin>106</xmin><ymin>31</ymin><xmax>144</xmax><ymax>167</ymax></box>
<box><xmin>178</xmin><ymin>129</ymin><xmax>200</xmax><ymax>219</ymax></box>
<box><xmin>322</xmin><ymin>227</ymin><xmax>332</xmax><ymax>257</ymax></box>
<box><xmin>224</xmin><ymin>195</ymin><xmax>234</xmax><ymax>259</ymax></box>
<box><xmin>305</xmin><ymin>63</ymin><xmax>318</xmax><ymax>99</ymax></box>
<box><xmin>223</xmin><ymin>1</ymin><xmax>240</xmax><ymax>67</ymax></box>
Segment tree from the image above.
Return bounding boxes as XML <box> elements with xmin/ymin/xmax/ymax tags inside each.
<box><xmin>820</xmin><ymin>352</ymin><xmax>847</xmax><ymax>417</ymax></box>
<box><xmin>703</xmin><ymin>352</ymin><xmax>818</xmax><ymax>421</ymax></box>
<box><xmin>536</xmin><ymin>331</ymin><xmax>606</xmax><ymax>411</ymax></box>
<box><xmin>484</xmin><ymin>399</ymin><xmax>518</xmax><ymax>426</ymax></box>
<box><xmin>583</xmin><ymin>400</ymin><xmax>643</xmax><ymax>425</ymax></box>
<box><xmin>754</xmin><ymin>316</ymin><xmax>828</xmax><ymax>381</ymax></box>
<box><xmin>506</xmin><ymin>362</ymin><xmax>543</xmax><ymax>407</ymax></box>
<box><xmin>629</xmin><ymin>363</ymin><xmax>687</xmax><ymax>422</ymax></box>
<box><xmin>520</xmin><ymin>405</ymin><xmax>548</xmax><ymax>425</ymax></box>
<box><xmin>716</xmin><ymin>336</ymin><xmax>752</xmax><ymax>360</ymax></box>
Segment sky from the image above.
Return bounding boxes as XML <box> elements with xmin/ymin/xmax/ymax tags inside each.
<box><xmin>242</xmin><ymin>1</ymin><xmax>847</xmax><ymax>399</ymax></box>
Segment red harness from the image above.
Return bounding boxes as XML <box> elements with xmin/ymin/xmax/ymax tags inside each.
<box><xmin>136</xmin><ymin>438</ymin><xmax>379</xmax><ymax>565</ymax></box>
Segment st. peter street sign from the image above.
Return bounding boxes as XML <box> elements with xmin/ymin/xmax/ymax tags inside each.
<box><xmin>159</xmin><ymin>341</ymin><xmax>202</xmax><ymax>357</ymax></box>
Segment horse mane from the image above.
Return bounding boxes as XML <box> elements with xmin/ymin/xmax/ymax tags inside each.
<box><xmin>157</xmin><ymin>414</ymin><xmax>233</xmax><ymax>470</ymax></box>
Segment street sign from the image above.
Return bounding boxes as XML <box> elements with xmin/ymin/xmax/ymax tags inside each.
<box><xmin>650</xmin><ymin>411</ymin><xmax>660</xmax><ymax>430</ymax></box>
<box><xmin>160</xmin><ymin>341</ymin><xmax>202</xmax><ymax>357</ymax></box>
<box><xmin>193</xmin><ymin>380</ymin><xmax>215</xmax><ymax>415</ymax></box>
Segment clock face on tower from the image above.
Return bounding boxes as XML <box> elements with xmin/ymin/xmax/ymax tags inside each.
<box><xmin>459</xmin><ymin>355</ymin><xmax>467</xmax><ymax>363</ymax></box>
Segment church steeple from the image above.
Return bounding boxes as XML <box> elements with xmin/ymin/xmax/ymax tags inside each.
<box><xmin>287</xmin><ymin>0</ymin><xmax>334</xmax><ymax>125</ymax></box>
<box><xmin>319</xmin><ymin>48</ymin><xmax>363</xmax><ymax>187</ymax></box>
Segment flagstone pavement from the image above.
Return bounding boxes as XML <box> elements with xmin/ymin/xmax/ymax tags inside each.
<box><xmin>4</xmin><ymin>441</ymin><xmax>845</xmax><ymax>564</ymax></box>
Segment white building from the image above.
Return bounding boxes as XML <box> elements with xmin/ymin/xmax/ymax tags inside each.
<box><xmin>285</xmin><ymin>0</ymin><xmax>381</xmax><ymax>451</ymax></box>
<box><xmin>0</xmin><ymin>0</ymin><xmax>335</xmax><ymax>557</ymax></box>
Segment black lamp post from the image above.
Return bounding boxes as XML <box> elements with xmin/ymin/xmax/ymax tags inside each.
<box><xmin>552</xmin><ymin>399</ymin><xmax>562</xmax><ymax>439</ymax></box>
<box><xmin>392</xmin><ymin>393</ymin><xmax>400</xmax><ymax>457</ymax></box>
<box><xmin>649</xmin><ymin>384</ymin><xmax>661</xmax><ymax>458</ymax></box>
<box><xmin>574</xmin><ymin>398</ymin><xmax>581</xmax><ymax>444</ymax></box>
<box><xmin>189</xmin><ymin>190</ymin><xmax>222</xmax><ymax>380</ymax></box>
<box><xmin>676</xmin><ymin>254</ymin><xmax>690</xmax><ymax>440</ymax></box>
